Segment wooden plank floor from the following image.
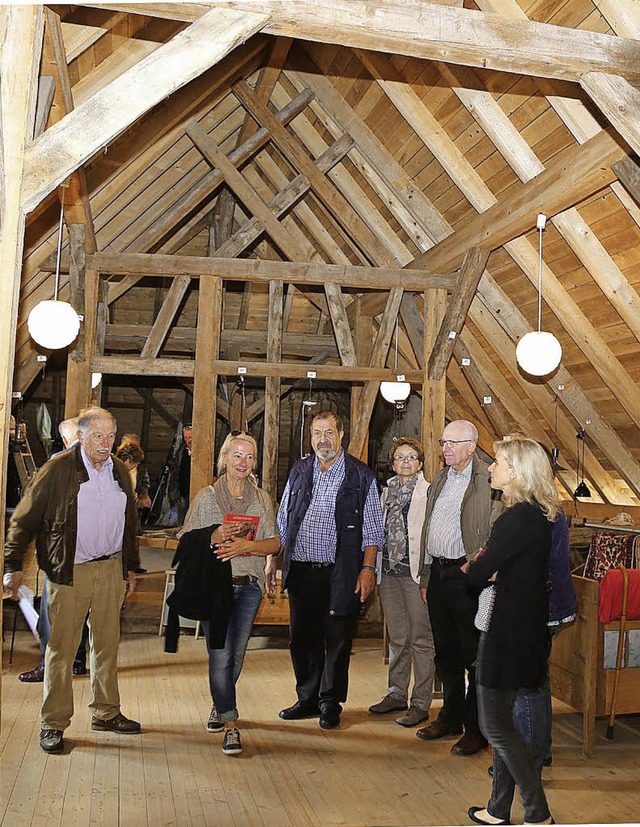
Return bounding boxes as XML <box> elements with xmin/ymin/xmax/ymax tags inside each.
<box><xmin>2</xmin><ymin>631</ymin><xmax>640</xmax><ymax>827</ymax></box>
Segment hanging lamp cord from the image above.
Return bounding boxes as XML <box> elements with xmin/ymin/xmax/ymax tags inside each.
<box><xmin>54</xmin><ymin>189</ymin><xmax>66</xmax><ymax>302</ymax></box>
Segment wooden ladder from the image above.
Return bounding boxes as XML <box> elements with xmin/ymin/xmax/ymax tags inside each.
<box><xmin>11</xmin><ymin>421</ymin><xmax>37</xmax><ymax>489</ymax></box>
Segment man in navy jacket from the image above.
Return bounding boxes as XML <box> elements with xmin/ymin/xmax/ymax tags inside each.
<box><xmin>277</xmin><ymin>409</ymin><xmax>384</xmax><ymax>729</ymax></box>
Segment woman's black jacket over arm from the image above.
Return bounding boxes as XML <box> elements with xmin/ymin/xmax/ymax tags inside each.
<box><xmin>164</xmin><ymin>524</ymin><xmax>234</xmax><ymax>653</ymax></box>
<box><xmin>467</xmin><ymin>501</ymin><xmax>552</xmax><ymax>690</ymax></box>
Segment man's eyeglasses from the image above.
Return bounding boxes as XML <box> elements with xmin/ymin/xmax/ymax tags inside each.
<box><xmin>393</xmin><ymin>454</ymin><xmax>420</xmax><ymax>463</ymax></box>
<box><xmin>438</xmin><ymin>439</ymin><xmax>474</xmax><ymax>447</ymax></box>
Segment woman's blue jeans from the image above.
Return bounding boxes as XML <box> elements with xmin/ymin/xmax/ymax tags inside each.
<box><xmin>202</xmin><ymin>581</ymin><xmax>263</xmax><ymax>723</ymax></box>
<box><xmin>513</xmin><ymin>678</ymin><xmax>552</xmax><ymax>774</ymax></box>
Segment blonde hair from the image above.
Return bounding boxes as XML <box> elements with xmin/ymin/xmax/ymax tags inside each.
<box><xmin>217</xmin><ymin>431</ymin><xmax>265</xmax><ymax>507</ymax></box>
<box><xmin>493</xmin><ymin>436</ymin><xmax>561</xmax><ymax>521</ymax></box>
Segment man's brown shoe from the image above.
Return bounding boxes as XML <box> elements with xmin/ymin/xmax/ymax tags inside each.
<box><xmin>91</xmin><ymin>713</ymin><xmax>141</xmax><ymax>733</ymax></box>
<box><xmin>19</xmin><ymin>664</ymin><xmax>45</xmax><ymax>682</ymax></box>
<box><xmin>40</xmin><ymin>729</ymin><xmax>64</xmax><ymax>753</ymax></box>
<box><xmin>451</xmin><ymin>732</ymin><xmax>488</xmax><ymax>756</ymax></box>
<box><xmin>416</xmin><ymin>720</ymin><xmax>463</xmax><ymax>741</ymax></box>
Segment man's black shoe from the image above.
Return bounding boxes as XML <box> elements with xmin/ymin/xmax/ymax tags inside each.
<box><xmin>19</xmin><ymin>664</ymin><xmax>45</xmax><ymax>682</ymax></box>
<box><xmin>134</xmin><ymin>567</ymin><xmax>147</xmax><ymax>574</ymax></box>
<box><xmin>40</xmin><ymin>729</ymin><xmax>64</xmax><ymax>753</ymax></box>
<box><xmin>91</xmin><ymin>713</ymin><xmax>141</xmax><ymax>733</ymax></box>
<box><xmin>319</xmin><ymin>710</ymin><xmax>340</xmax><ymax>729</ymax></box>
<box><xmin>279</xmin><ymin>701</ymin><xmax>320</xmax><ymax>720</ymax></box>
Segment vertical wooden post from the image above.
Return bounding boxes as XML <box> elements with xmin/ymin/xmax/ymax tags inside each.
<box><xmin>0</xmin><ymin>0</ymin><xmax>44</xmax><ymax>675</ymax></box>
<box><xmin>262</xmin><ymin>280</ymin><xmax>283</xmax><ymax>500</ymax></box>
<box><xmin>350</xmin><ymin>297</ymin><xmax>372</xmax><ymax>460</ymax></box>
<box><xmin>422</xmin><ymin>288</ymin><xmax>447</xmax><ymax>481</ymax></box>
<box><xmin>65</xmin><ymin>223</ymin><xmax>92</xmax><ymax>417</ymax></box>
<box><xmin>191</xmin><ymin>277</ymin><xmax>222</xmax><ymax>497</ymax></box>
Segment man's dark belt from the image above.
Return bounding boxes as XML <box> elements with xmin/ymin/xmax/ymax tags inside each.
<box><xmin>232</xmin><ymin>575</ymin><xmax>257</xmax><ymax>586</ymax></box>
<box><xmin>293</xmin><ymin>560</ymin><xmax>334</xmax><ymax>569</ymax></box>
<box><xmin>432</xmin><ymin>555</ymin><xmax>467</xmax><ymax>568</ymax></box>
<box><xmin>88</xmin><ymin>552</ymin><xmax>119</xmax><ymax>563</ymax></box>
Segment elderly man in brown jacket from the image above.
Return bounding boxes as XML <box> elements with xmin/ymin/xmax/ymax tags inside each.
<box><xmin>4</xmin><ymin>407</ymin><xmax>141</xmax><ymax>754</ymax></box>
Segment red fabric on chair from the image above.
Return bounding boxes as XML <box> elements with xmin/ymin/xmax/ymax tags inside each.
<box><xmin>598</xmin><ymin>568</ymin><xmax>640</xmax><ymax>623</ymax></box>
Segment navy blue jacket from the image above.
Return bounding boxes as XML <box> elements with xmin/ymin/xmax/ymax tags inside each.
<box><xmin>281</xmin><ymin>453</ymin><xmax>376</xmax><ymax>615</ymax></box>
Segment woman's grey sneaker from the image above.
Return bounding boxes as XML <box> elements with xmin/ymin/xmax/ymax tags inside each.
<box><xmin>207</xmin><ymin>705</ymin><xmax>223</xmax><ymax>733</ymax></box>
<box><xmin>222</xmin><ymin>727</ymin><xmax>242</xmax><ymax>755</ymax></box>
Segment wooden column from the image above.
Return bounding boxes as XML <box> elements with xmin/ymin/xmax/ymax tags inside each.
<box><xmin>191</xmin><ymin>277</ymin><xmax>222</xmax><ymax>496</ymax></box>
<box><xmin>421</xmin><ymin>289</ymin><xmax>447</xmax><ymax>480</ymax></box>
<box><xmin>350</xmin><ymin>297</ymin><xmax>372</xmax><ymax>459</ymax></box>
<box><xmin>262</xmin><ymin>280</ymin><xmax>283</xmax><ymax>501</ymax></box>
<box><xmin>0</xmin><ymin>1</ymin><xmax>44</xmax><ymax>670</ymax></box>
<box><xmin>65</xmin><ymin>223</ymin><xmax>92</xmax><ymax>417</ymax></box>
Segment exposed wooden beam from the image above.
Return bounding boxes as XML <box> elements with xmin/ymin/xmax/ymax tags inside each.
<box><xmin>232</xmin><ymin>79</ymin><xmax>399</xmax><ymax>267</ymax></box>
<box><xmin>91</xmin><ymin>252</ymin><xmax>455</xmax><ymax>292</ymax></box>
<box><xmin>105</xmin><ymin>87</ymin><xmax>313</xmax><ymax>304</ymax></box>
<box><xmin>0</xmin><ymin>6</ymin><xmax>44</xmax><ymax>458</ymax></box>
<box><xmin>88</xmin><ymin>2</ymin><xmax>640</xmax><ymax>84</ymax></box>
<box><xmin>324</xmin><ymin>284</ymin><xmax>358</xmax><ymax>367</ymax></box>
<box><xmin>428</xmin><ymin>248</ymin><xmax>489</xmax><ymax>381</ymax></box>
<box><xmin>91</xmin><ymin>356</ymin><xmax>424</xmax><ymax>384</ymax></box>
<box><xmin>290</xmin><ymin>62</ymin><xmax>449</xmax><ymax>245</ymax></box>
<box><xmin>20</xmin><ymin>7</ymin><xmax>270</xmax><ymax>213</ymax></box>
<box><xmin>106</xmin><ymin>324</ymin><xmax>337</xmax><ymax>357</ymax></box>
<box><xmin>581</xmin><ymin>72</ymin><xmax>640</xmax><ymax>159</ymax></box>
<box><xmin>411</xmin><ymin>128</ymin><xmax>628</xmax><ymax>272</ymax></box>
<box><xmin>613</xmin><ymin>155</ymin><xmax>640</xmax><ymax>206</ymax></box>
<box><xmin>65</xmin><ymin>224</ymin><xmax>92</xmax><ymax>417</ymax></box>
<box><xmin>262</xmin><ymin>280</ymin><xmax>283</xmax><ymax>500</ymax></box>
<box><xmin>454</xmin><ymin>340</ymin><xmax>513</xmax><ymax>438</ymax></box>
<box><xmin>348</xmin><ymin>288</ymin><xmax>404</xmax><ymax>458</ymax></box>
<box><xmin>191</xmin><ymin>277</ymin><xmax>223</xmax><ymax>494</ymax></box>
<box><xmin>421</xmin><ymin>288</ymin><xmax>447</xmax><ymax>479</ymax></box>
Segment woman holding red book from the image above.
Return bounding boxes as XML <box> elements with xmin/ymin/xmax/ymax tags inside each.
<box><xmin>179</xmin><ymin>431</ymin><xmax>280</xmax><ymax>756</ymax></box>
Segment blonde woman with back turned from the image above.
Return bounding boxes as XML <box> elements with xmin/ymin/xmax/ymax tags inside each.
<box><xmin>465</xmin><ymin>436</ymin><xmax>560</xmax><ymax>826</ymax></box>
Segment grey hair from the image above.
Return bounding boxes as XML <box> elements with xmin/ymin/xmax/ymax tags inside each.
<box><xmin>77</xmin><ymin>407</ymin><xmax>117</xmax><ymax>436</ymax></box>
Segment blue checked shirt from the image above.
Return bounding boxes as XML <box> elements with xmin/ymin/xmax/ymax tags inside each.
<box><xmin>277</xmin><ymin>451</ymin><xmax>384</xmax><ymax>563</ymax></box>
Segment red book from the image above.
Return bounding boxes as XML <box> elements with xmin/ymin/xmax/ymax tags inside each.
<box><xmin>224</xmin><ymin>513</ymin><xmax>260</xmax><ymax>554</ymax></box>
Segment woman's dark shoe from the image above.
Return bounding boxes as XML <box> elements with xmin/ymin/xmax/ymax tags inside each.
<box><xmin>468</xmin><ymin>806</ymin><xmax>510</xmax><ymax>825</ymax></box>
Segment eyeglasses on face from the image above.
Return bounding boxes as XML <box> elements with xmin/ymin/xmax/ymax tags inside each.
<box><xmin>393</xmin><ymin>454</ymin><xmax>420</xmax><ymax>462</ymax></box>
<box><xmin>438</xmin><ymin>439</ymin><xmax>474</xmax><ymax>447</ymax></box>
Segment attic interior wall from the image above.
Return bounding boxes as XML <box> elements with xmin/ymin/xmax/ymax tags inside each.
<box><xmin>9</xmin><ymin>1</ymin><xmax>640</xmax><ymax>513</ymax></box>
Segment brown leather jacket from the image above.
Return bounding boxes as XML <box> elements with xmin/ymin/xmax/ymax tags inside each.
<box><xmin>419</xmin><ymin>454</ymin><xmax>503</xmax><ymax>587</ymax></box>
<box><xmin>4</xmin><ymin>443</ymin><xmax>139</xmax><ymax>585</ymax></box>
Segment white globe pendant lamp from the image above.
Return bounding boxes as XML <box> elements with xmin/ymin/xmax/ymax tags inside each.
<box><xmin>516</xmin><ymin>331</ymin><xmax>563</xmax><ymax>377</ymax></box>
<box><xmin>380</xmin><ymin>380</ymin><xmax>411</xmax><ymax>404</ymax></box>
<box><xmin>27</xmin><ymin>191</ymin><xmax>81</xmax><ymax>350</ymax></box>
<box><xmin>516</xmin><ymin>213</ymin><xmax>562</xmax><ymax>377</ymax></box>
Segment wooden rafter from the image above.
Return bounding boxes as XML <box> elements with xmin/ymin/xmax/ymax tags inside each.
<box><xmin>20</xmin><ymin>7</ymin><xmax>271</xmax><ymax>213</ymax></box>
<box><xmin>90</xmin><ymin>252</ymin><xmax>455</xmax><ymax>292</ymax></box>
<box><xmin>428</xmin><ymin>247</ymin><xmax>489</xmax><ymax>381</ymax></box>
<box><xmin>232</xmin><ymin>79</ymin><xmax>399</xmax><ymax>268</ymax></box>
<box><xmin>411</xmin><ymin>128</ymin><xmax>627</xmax><ymax>272</ymax></box>
<box><xmin>87</xmin><ymin>1</ymin><xmax>640</xmax><ymax>84</ymax></box>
